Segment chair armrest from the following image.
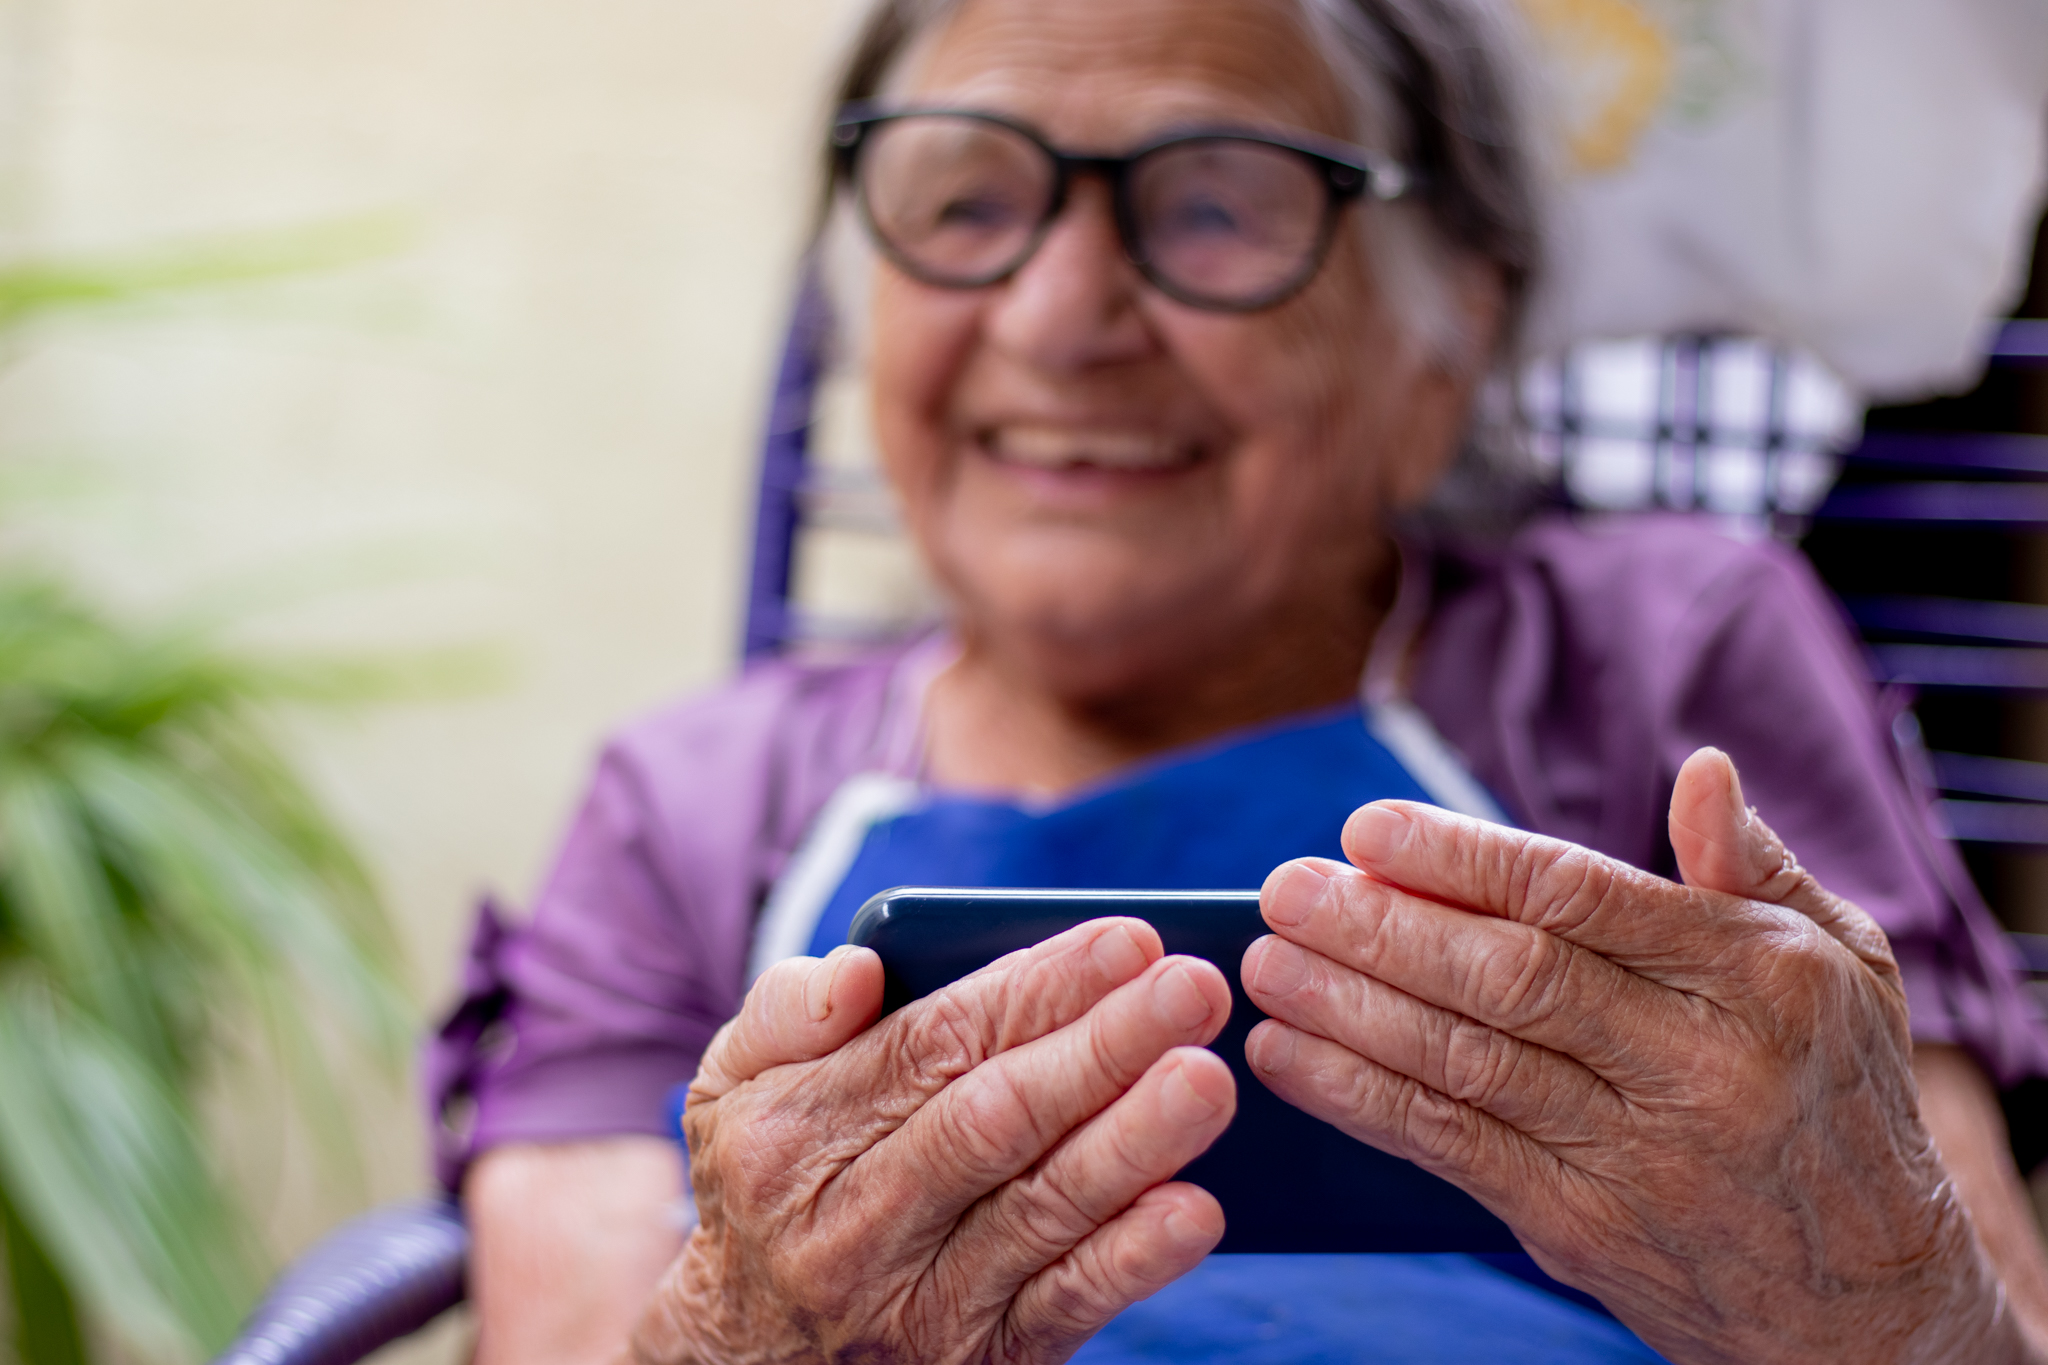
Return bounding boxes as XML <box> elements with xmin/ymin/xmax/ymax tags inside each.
<box><xmin>211</xmin><ymin>1197</ymin><xmax>468</xmax><ymax>1365</ymax></box>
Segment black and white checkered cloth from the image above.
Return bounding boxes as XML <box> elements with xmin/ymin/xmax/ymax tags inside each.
<box><xmin>1519</xmin><ymin>335</ymin><xmax>1862</xmax><ymax>523</ymax></box>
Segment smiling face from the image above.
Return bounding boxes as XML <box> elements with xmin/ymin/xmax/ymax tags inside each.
<box><xmin>864</xmin><ymin>0</ymin><xmax>1490</xmax><ymax>707</ymax></box>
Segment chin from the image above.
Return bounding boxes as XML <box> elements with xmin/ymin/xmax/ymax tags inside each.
<box><xmin>959</xmin><ymin>573</ymin><xmax>1251</xmax><ymax>701</ymax></box>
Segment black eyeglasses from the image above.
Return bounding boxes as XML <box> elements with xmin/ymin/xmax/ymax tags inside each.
<box><xmin>831</xmin><ymin>105</ymin><xmax>1413</xmax><ymax>313</ymax></box>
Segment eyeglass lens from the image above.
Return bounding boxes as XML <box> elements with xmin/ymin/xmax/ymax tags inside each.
<box><xmin>855</xmin><ymin>114</ymin><xmax>1335</xmax><ymax>308</ymax></box>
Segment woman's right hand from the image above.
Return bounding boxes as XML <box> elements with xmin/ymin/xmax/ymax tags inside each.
<box><xmin>628</xmin><ymin>919</ymin><xmax>1237</xmax><ymax>1365</ymax></box>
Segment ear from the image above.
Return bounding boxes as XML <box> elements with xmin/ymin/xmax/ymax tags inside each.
<box><xmin>1448</xmin><ymin>259</ymin><xmax>1508</xmax><ymax>379</ymax></box>
<box><xmin>1380</xmin><ymin>260</ymin><xmax>1507</xmax><ymax>511</ymax></box>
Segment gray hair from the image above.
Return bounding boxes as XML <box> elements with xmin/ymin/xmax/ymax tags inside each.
<box><xmin>817</xmin><ymin>0</ymin><xmax>1549</xmax><ymax>524</ymax></box>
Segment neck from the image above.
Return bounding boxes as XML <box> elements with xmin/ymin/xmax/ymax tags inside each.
<box><xmin>922</xmin><ymin>552</ymin><xmax>1400</xmax><ymax>798</ymax></box>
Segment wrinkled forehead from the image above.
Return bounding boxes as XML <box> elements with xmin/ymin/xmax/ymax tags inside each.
<box><xmin>890</xmin><ymin>0</ymin><xmax>1353</xmax><ymax>152</ymax></box>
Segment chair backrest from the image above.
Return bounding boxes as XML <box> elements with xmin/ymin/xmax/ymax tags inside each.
<box><xmin>1811</xmin><ymin>322</ymin><xmax>2048</xmax><ymax>858</ymax></box>
<box><xmin>742</xmin><ymin>274</ymin><xmax>834</xmax><ymax>660</ymax></box>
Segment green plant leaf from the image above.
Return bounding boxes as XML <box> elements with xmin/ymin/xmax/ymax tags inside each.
<box><xmin>61</xmin><ymin>738</ymin><xmax>410</xmax><ymax>1058</ymax></box>
<box><xmin>0</xmin><ymin>981</ymin><xmax>258</xmax><ymax>1361</ymax></box>
<box><xmin>0</xmin><ymin>219</ymin><xmax>459</xmax><ymax>1358</ymax></box>
<box><xmin>1</xmin><ymin>1176</ymin><xmax>88</xmax><ymax>1365</ymax></box>
<box><xmin>0</xmin><ymin>769</ymin><xmax>129</xmax><ymax>1016</ymax></box>
<box><xmin>0</xmin><ymin>216</ymin><xmax>415</xmax><ymax>331</ymax></box>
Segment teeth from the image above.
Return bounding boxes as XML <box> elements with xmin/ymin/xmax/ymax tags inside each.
<box><xmin>987</xmin><ymin>426</ymin><xmax>1193</xmax><ymax>471</ymax></box>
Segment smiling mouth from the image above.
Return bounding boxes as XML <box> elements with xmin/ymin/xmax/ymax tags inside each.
<box><xmin>979</xmin><ymin>425</ymin><xmax>1205</xmax><ymax>473</ymax></box>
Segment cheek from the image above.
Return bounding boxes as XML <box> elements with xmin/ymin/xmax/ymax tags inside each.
<box><xmin>868</xmin><ymin>276</ymin><xmax>983</xmax><ymax>511</ymax></box>
<box><xmin>1163</xmin><ymin>297</ymin><xmax>1406</xmax><ymax>540</ymax></box>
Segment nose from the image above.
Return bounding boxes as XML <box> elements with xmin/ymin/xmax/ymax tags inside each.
<box><xmin>983</xmin><ymin>177</ymin><xmax>1157</xmax><ymax>373</ymax></box>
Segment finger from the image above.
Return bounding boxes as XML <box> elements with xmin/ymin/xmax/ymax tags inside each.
<box><xmin>693</xmin><ymin>920</ymin><xmax>1174</xmax><ymax>1247</ymax></box>
<box><xmin>1000</xmin><ymin>1182</ymin><xmax>1225</xmax><ymax>1359</ymax></box>
<box><xmin>687</xmin><ymin>945</ymin><xmax>885</xmax><ymax>1104</ymax></box>
<box><xmin>855</xmin><ymin>954</ymin><xmax>1232</xmax><ymax>1237</ymax></box>
<box><xmin>1257</xmin><ymin>859</ymin><xmax>1688</xmax><ymax>1072</ymax></box>
<box><xmin>1242</xmin><ymin>933</ymin><xmax>1624</xmax><ymax>1139</ymax></box>
<box><xmin>1335</xmin><ymin>801</ymin><xmax>1784</xmax><ymax>978</ymax></box>
<box><xmin>938</xmin><ymin>1045</ymin><xmax>1235</xmax><ymax>1308</ymax></box>
<box><xmin>827</xmin><ymin>918</ymin><xmax>1166</xmax><ymax>1117</ymax></box>
<box><xmin>1245</xmin><ymin>1018</ymin><xmax>1555</xmax><ymax>1222</ymax></box>
<box><xmin>1668</xmin><ymin>746</ymin><xmax>1896</xmax><ymax>972</ymax></box>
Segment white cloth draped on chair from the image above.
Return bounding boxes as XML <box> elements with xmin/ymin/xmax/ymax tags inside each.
<box><xmin>1512</xmin><ymin>0</ymin><xmax>2048</xmax><ymax>402</ymax></box>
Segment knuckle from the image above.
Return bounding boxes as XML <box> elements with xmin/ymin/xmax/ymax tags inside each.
<box><xmin>1439</xmin><ymin>1017</ymin><xmax>1523</xmax><ymax>1111</ymax></box>
<box><xmin>895</xmin><ymin>991</ymin><xmax>990</xmax><ymax>1090</ymax></box>
<box><xmin>1092</xmin><ymin>1102</ymin><xmax>1164</xmax><ymax>1186</ymax></box>
<box><xmin>1764</xmin><ymin>924</ymin><xmax>1838</xmax><ymax>1014</ymax></box>
<box><xmin>1022</xmin><ymin>1246</ymin><xmax>1120</xmax><ymax>1341</ymax></box>
<box><xmin>1441</xmin><ymin>810</ymin><xmax>1490</xmax><ymax>875</ymax></box>
<box><xmin>928</xmin><ymin>1067</ymin><xmax>1037</xmax><ymax>1182</ymax></box>
<box><xmin>1323</xmin><ymin>866</ymin><xmax>1373</xmax><ymax>918</ymax></box>
<box><xmin>1471</xmin><ymin>928</ymin><xmax>1574</xmax><ymax>1031</ymax></box>
<box><xmin>1501</xmin><ymin>836</ymin><xmax>1553</xmax><ymax>916</ymax></box>
<box><xmin>993</xmin><ymin>1169</ymin><xmax>1098</xmax><ymax>1261</ymax></box>
<box><xmin>1083</xmin><ymin>1003</ymin><xmax>1142</xmax><ymax>1085</ymax></box>
<box><xmin>1395</xmin><ymin>1079</ymin><xmax>1483</xmax><ymax>1170</ymax></box>
<box><xmin>1333</xmin><ymin>881</ymin><xmax>1399</xmax><ymax>973</ymax></box>
<box><xmin>1516</xmin><ymin>839</ymin><xmax>1616</xmax><ymax>934</ymax></box>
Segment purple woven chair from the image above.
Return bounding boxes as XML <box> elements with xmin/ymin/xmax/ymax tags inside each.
<box><xmin>210</xmin><ymin>1200</ymin><xmax>467</xmax><ymax>1365</ymax></box>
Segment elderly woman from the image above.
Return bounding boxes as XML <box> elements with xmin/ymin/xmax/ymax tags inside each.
<box><xmin>434</xmin><ymin>0</ymin><xmax>2048</xmax><ymax>1359</ymax></box>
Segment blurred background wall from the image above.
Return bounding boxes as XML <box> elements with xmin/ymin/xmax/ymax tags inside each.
<box><xmin>0</xmin><ymin>0</ymin><xmax>860</xmax><ymax>1354</ymax></box>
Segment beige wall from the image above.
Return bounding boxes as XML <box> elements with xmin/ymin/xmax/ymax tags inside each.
<box><xmin>1</xmin><ymin>0</ymin><xmax>866</xmax><ymax>1354</ymax></box>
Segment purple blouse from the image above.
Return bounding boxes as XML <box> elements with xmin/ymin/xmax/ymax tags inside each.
<box><xmin>426</xmin><ymin>513</ymin><xmax>2048</xmax><ymax>1189</ymax></box>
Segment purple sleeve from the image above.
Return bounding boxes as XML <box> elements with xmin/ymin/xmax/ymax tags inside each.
<box><xmin>1661</xmin><ymin>541</ymin><xmax>2048</xmax><ymax>1085</ymax></box>
<box><xmin>422</xmin><ymin>744</ymin><xmax>750</xmax><ymax>1190</ymax></box>
<box><xmin>422</xmin><ymin>651</ymin><xmax>909</xmax><ymax>1190</ymax></box>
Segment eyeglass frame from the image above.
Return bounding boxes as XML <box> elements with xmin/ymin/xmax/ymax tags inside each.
<box><xmin>830</xmin><ymin>103</ymin><xmax>1416</xmax><ymax>314</ymax></box>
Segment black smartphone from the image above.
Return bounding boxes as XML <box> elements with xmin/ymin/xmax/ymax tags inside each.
<box><xmin>848</xmin><ymin>886</ymin><xmax>1519</xmax><ymax>1254</ymax></box>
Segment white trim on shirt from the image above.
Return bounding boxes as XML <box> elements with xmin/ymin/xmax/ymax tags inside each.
<box><xmin>1365</xmin><ymin>699</ymin><xmax>1509</xmax><ymax>825</ymax></box>
<box><xmin>746</xmin><ymin>772</ymin><xmax>922</xmax><ymax>984</ymax></box>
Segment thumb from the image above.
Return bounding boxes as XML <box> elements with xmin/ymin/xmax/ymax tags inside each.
<box><xmin>1669</xmin><ymin>747</ymin><xmax>1797</xmax><ymax>901</ymax></box>
<box><xmin>1668</xmin><ymin>746</ymin><xmax>1893</xmax><ymax>970</ymax></box>
<box><xmin>687</xmin><ymin>945</ymin><xmax>884</xmax><ymax>1106</ymax></box>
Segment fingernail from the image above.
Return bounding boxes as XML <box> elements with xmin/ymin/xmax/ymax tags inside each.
<box><xmin>1091</xmin><ymin>921</ymin><xmax>1148</xmax><ymax>980</ymax></box>
<box><xmin>1244</xmin><ymin>937</ymin><xmax>1307</xmax><ymax>999</ymax></box>
<box><xmin>805</xmin><ymin>946</ymin><xmax>848</xmax><ymax>1022</ymax></box>
<box><xmin>1250</xmin><ymin>1024</ymin><xmax>1297</xmax><ymax>1075</ymax></box>
<box><xmin>1262</xmin><ymin>861</ymin><xmax>1327</xmax><ymax>927</ymax></box>
<box><xmin>1159</xmin><ymin>1057</ymin><xmax>1223</xmax><ymax>1125</ymax></box>
<box><xmin>1161</xmin><ymin>1205</ymin><xmax>1201</xmax><ymax>1244</ymax></box>
<box><xmin>1699</xmin><ymin>747</ymin><xmax>1749</xmax><ymax>828</ymax></box>
<box><xmin>1344</xmin><ymin>804</ymin><xmax>1409</xmax><ymax>868</ymax></box>
<box><xmin>1153</xmin><ymin>960</ymin><xmax>1215</xmax><ymax>1030</ymax></box>
<box><xmin>1161</xmin><ymin>1201</ymin><xmax>1221</xmax><ymax>1247</ymax></box>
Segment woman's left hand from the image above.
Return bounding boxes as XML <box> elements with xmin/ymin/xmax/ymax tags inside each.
<box><xmin>1242</xmin><ymin>746</ymin><xmax>2025</xmax><ymax>1364</ymax></box>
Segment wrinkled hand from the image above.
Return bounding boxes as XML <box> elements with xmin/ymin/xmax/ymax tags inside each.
<box><xmin>1242</xmin><ymin>747</ymin><xmax>2020</xmax><ymax>1364</ymax></box>
<box><xmin>630</xmin><ymin>919</ymin><xmax>1237</xmax><ymax>1365</ymax></box>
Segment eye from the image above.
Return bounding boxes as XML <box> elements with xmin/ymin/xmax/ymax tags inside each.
<box><xmin>1163</xmin><ymin>196</ymin><xmax>1244</xmax><ymax>236</ymax></box>
<box><xmin>935</xmin><ymin>195</ymin><xmax>1026</xmax><ymax>230</ymax></box>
